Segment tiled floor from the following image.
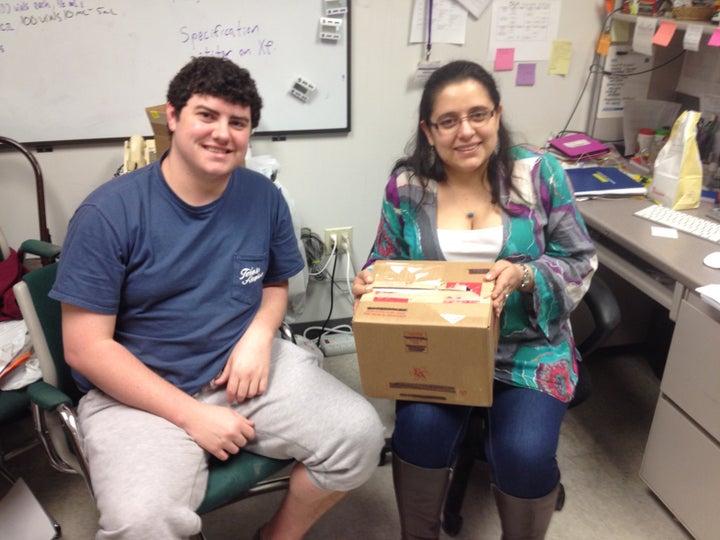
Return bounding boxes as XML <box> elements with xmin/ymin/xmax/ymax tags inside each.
<box><xmin>1</xmin><ymin>348</ymin><xmax>693</xmax><ymax>539</ymax></box>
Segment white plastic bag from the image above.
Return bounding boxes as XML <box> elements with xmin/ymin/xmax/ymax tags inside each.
<box><xmin>648</xmin><ymin>110</ymin><xmax>703</xmax><ymax>210</ymax></box>
<box><xmin>0</xmin><ymin>320</ymin><xmax>42</xmax><ymax>390</ymax></box>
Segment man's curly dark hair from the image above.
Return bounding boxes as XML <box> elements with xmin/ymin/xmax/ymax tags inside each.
<box><xmin>166</xmin><ymin>56</ymin><xmax>263</xmax><ymax>129</ymax></box>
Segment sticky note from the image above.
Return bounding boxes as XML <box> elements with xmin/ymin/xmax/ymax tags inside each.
<box><xmin>494</xmin><ymin>48</ymin><xmax>514</xmax><ymax>71</ymax></box>
<box><xmin>611</xmin><ymin>20</ymin><xmax>630</xmax><ymax>43</ymax></box>
<box><xmin>549</xmin><ymin>40</ymin><xmax>571</xmax><ymax>76</ymax></box>
<box><xmin>709</xmin><ymin>28</ymin><xmax>720</xmax><ymax>47</ymax></box>
<box><xmin>597</xmin><ymin>33</ymin><xmax>611</xmax><ymax>56</ymax></box>
<box><xmin>516</xmin><ymin>63</ymin><xmax>535</xmax><ymax>86</ymax></box>
<box><xmin>652</xmin><ymin>21</ymin><xmax>676</xmax><ymax>47</ymax></box>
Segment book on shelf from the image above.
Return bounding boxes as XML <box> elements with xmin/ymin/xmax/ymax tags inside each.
<box><xmin>566</xmin><ymin>167</ymin><xmax>647</xmax><ymax>197</ymax></box>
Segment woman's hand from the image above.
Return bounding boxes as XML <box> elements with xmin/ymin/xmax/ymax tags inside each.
<box><xmin>485</xmin><ymin>260</ymin><xmax>533</xmax><ymax>317</ymax></box>
<box><xmin>352</xmin><ymin>269</ymin><xmax>374</xmax><ymax>313</ymax></box>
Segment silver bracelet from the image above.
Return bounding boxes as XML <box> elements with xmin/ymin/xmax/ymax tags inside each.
<box><xmin>519</xmin><ymin>264</ymin><xmax>531</xmax><ymax>291</ymax></box>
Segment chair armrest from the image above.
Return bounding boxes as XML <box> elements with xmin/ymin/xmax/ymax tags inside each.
<box><xmin>577</xmin><ymin>276</ymin><xmax>622</xmax><ymax>357</ymax></box>
<box><xmin>278</xmin><ymin>321</ymin><xmax>296</xmax><ymax>343</ymax></box>
<box><xmin>19</xmin><ymin>239</ymin><xmax>62</xmax><ymax>261</ymax></box>
<box><xmin>26</xmin><ymin>380</ymin><xmax>73</xmax><ymax>410</ymax></box>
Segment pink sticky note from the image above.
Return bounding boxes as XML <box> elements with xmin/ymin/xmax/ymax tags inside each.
<box><xmin>652</xmin><ymin>21</ymin><xmax>676</xmax><ymax>47</ymax></box>
<box><xmin>709</xmin><ymin>28</ymin><xmax>720</xmax><ymax>47</ymax></box>
<box><xmin>494</xmin><ymin>48</ymin><xmax>514</xmax><ymax>71</ymax></box>
<box><xmin>516</xmin><ymin>63</ymin><xmax>535</xmax><ymax>86</ymax></box>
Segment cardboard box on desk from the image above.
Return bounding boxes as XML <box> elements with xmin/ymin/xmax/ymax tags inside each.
<box><xmin>145</xmin><ymin>104</ymin><xmax>171</xmax><ymax>159</ymax></box>
<box><xmin>352</xmin><ymin>261</ymin><xmax>499</xmax><ymax>407</ymax></box>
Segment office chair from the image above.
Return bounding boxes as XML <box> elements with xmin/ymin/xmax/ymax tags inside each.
<box><xmin>438</xmin><ymin>275</ymin><xmax>622</xmax><ymax>536</ymax></box>
<box><xmin>13</xmin><ymin>262</ymin><xmax>295</xmax><ymax>539</ymax></box>
<box><xmin>1</xmin><ymin>227</ymin><xmax>63</xmax><ymax>534</ymax></box>
<box><xmin>1</xmin><ymin>227</ymin><xmax>61</xmax><ymax>479</ymax></box>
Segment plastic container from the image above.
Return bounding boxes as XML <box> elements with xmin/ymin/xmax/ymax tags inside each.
<box><xmin>636</xmin><ymin>128</ymin><xmax>654</xmax><ymax>156</ymax></box>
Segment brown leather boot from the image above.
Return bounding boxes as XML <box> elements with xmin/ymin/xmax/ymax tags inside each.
<box><xmin>492</xmin><ymin>483</ymin><xmax>560</xmax><ymax>540</ymax></box>
<box><xmin>392</xmin><ymin>453</ymin><xmax>452</xmax><ymax>540</ymax></box>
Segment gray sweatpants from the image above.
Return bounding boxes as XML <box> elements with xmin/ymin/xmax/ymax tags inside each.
<box><xmin>78</xmin><ymin>338</ymin><xmax>385</xmax><ymax>540</ymax></box>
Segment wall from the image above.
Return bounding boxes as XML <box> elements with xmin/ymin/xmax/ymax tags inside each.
<box><xmin>0</xmin><ymin>0</ymin><xmax>606</xmax><ymax>323</ymax></box>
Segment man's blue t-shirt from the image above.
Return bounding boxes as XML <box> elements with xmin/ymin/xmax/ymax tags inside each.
<box><xmin>50</xmin><ymin>160</ymin><xmax>304</xmax><ymax>395</ymax></box>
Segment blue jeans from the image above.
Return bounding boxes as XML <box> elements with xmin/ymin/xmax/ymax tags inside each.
<box><xmin>392</xmin><ymin>381</ymin><xmax>567</xmax><ymax>498</ymax></box>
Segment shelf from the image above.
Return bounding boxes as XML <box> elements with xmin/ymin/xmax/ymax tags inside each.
<box><xmin>614</xmin><ymin>12</ymin><xmax>718</xmax><ymax>35</ymax></box>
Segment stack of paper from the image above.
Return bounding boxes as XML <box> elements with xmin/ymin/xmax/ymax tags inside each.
<box><xmin>696</xmin><ymin>284</ymin><xmax>720</xmax><ymax>313</ymax></box>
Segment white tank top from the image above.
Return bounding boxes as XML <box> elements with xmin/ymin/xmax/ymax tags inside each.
<box><xmin>437</xmin><ymin>226</ymin><xmax>503</xmax><ymax>262</ymax></box>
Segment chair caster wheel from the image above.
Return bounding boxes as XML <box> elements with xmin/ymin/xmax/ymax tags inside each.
<box><xmin>442</xmin><ymin>513</ymin><xmax>463</xmax><ymax>537</ymax></box>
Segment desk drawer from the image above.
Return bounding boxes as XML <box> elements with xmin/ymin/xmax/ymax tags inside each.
<box><xmin>641</xmin><ymin>396</ymin><xmax>720</xmax><ymax>540</ymax></box>
<box><xmin>661</xmin><ymin>298</ymin><xmax>720</xmax><ymax>440</ymax></box>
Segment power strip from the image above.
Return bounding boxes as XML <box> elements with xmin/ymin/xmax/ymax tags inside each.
<box><xmin>318</xmin><ymin>333</ymin><xmax>357</xmax><ymax>357</ymax></box>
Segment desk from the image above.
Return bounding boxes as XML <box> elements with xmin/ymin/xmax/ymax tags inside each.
<box><xmin>579</xmin><ymin>198</ymin><xmax>720</xmax><ymax>540</ymax></box>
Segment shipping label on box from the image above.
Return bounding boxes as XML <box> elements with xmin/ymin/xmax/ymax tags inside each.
<box><xmin>353</xmin><ymin>261</ymin><xmax>499</xmax><ymax>406</ymax></box>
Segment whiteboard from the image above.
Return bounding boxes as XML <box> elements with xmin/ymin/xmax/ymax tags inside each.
<box><xmin>0</xmin><ymin>0</ymin><xmax>351</xmax><ymax>143</ymax></box>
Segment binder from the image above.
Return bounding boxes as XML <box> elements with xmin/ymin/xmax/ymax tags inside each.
<box><xmin>566</xmin><ymin>167</ymin><xmax>647</xmax><ymax>197</ymax></box>
<box><xmin>548</xmin><ymin>133</ymin><xmax>611</xmax><ymax>159</ymax></box>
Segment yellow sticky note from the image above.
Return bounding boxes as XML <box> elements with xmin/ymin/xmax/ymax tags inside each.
<box><xmin>610</xmin><ymin>20</ymin><xmax>631</xmax><ymax>43</ymax></box>
<box><xmin>549</xmin><ymin>40</ymin><xmax>572</xmax><ymax>76</ymax></box>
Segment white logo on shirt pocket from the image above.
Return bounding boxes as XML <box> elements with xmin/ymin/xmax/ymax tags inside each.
<box><xmin>239</xmin><ymin>266</ymin><xmax>263</xmax><ymax>285</ymax></box>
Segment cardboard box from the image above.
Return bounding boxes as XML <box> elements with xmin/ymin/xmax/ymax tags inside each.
<box><xmin>145</xmin><ymin>104</ymin><xmax>171</xmax><ymax>158</ymax></box>
<box><xmin>352</xmin><ymin>261</ymin><xmax>499</xmax><ymax>406</ymax></box>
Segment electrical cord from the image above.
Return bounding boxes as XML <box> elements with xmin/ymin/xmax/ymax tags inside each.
<box><xmin>301</xmin><ymin>228</ymin><xmax>329</xmax><ymax>280</ymax></box>
<box><xmin>555</xmin><ymin>7</ymin><xmax>621</xmax><ymax>136</ymax></box>
<box><xmin>302</xmin><ymin>323</ymin><xmax>353</xmax><ymax>341</ymax></box>
<box><xmin>299</xmin><ymin>230</ymin><xmax>357</xmax><ymax>344</ymax></box>
<box><xmin>309</xmin><ymin>241</ymin><xmax>337</xmax><ymax>278</ymax></box>
<box><xmin>315</xmin><ymin>246</ymin><xmax>339</xmax><ymax>346</ymax></box>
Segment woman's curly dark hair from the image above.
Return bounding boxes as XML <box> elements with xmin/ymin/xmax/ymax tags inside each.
<box><xmin>166</xmin><ymin>56</ymin><xmax>263</xmax><ymax>129</ymax></box>
<box><xmin>396</xmin><ymin>60</ymin><xmax>515</xmax><ymax>207</ymax></box>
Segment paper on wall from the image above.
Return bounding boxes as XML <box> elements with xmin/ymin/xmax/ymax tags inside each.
<box><xmin>455</xmin><ymin>0</ymin><xmax>491</xmax><ymax>19</ymax></box>
<box><xmin>487</xmin><ymin>0</ymin><xmax>561</xmax><ymax>63</ymax></box>
<box><xmin>631</xmin><ymin>16</ymin><xmax>656</xmax><ymax>57</ymax></box>
<box><xmin>597</xmin><ymin>44</ymin><xmax>652</xmax><ymax>120</ymax></box>
<box><xmin>409</xmin><ymin>0</ymin><xmax>467</xmax><ymax>45</ymax></box>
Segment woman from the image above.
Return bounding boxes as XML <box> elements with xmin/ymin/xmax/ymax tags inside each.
<box><xmin>353</xmin><ymin>60</ymin><xmax>597</xmax><ymax>539</ymax></box>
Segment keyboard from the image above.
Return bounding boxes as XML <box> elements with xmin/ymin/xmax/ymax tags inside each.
<box><xmin>634</xmin><ymin>204</ymin><xmax>720</xmax><ymax>243</ymax></box>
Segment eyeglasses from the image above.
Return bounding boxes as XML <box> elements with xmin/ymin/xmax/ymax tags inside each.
<box><xmin>428</xmin><ymin>109</ymin><xmax>496</xmax><ymax>133</ymax></box>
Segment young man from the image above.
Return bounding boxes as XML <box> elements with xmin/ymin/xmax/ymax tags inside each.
<box><xmin>50</xmin><ymin>57</ymin><xmax>384</xmax><ymax>540</ymax></box>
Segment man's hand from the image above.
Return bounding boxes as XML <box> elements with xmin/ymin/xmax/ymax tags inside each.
<box><xmin>213</xmin><ymin>334</ymin><xmax>272</xmax><ymax>404</ymax></box>
<box><xmin>182</xmin><ymin>401</ymin><xmax>255</xmax><ymax>461</ymax></box>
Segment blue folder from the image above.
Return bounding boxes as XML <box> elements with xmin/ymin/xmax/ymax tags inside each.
<box><xmin>566</xmin><ymin>167</ymin><xmax>647</xmax><ymax>197</ymax></box>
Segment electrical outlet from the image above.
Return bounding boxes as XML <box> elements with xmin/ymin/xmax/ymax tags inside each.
<box><xmin>324</xmin><ymin>226</ymin><xmax>352</xmax><ymax>254</ymax></box>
